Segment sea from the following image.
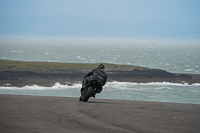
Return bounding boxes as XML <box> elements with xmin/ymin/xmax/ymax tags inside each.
<box><xmin>0</xmin><ymin>37</ymin><xmax>200</xmax><ymax>104</ymax></box>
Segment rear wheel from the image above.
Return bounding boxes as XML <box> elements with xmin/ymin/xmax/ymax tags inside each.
<box><xmin>82</xmin><ymin>87</ymin><xmax>94</xmax><ymax>102</ymax></box>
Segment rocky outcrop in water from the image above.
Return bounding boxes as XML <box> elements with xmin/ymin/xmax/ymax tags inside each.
<box><xmin>0</xmin><ymin>66</ymin><xmax>199</xmax><ymax>87</ymax></box>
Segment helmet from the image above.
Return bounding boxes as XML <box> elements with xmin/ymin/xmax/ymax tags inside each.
<box><xmin>97</xmin><ymin>64</ymin><xmax>105</xmax><ymax>69</ymax></box>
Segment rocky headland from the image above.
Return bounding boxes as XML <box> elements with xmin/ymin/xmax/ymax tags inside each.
<box><xmin>0</xmin><ymin>60</ymin><xmax>199</xmax><ymax>87</ymax></box>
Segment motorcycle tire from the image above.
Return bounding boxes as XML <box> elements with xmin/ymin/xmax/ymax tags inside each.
<box><xmin>82</xmin><ymin>87</ymin><xmax>94</xmax><ymax>102</ymax></box>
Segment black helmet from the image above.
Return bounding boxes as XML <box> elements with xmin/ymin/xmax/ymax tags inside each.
<box><xmin>97</xmin><ymin>64</ymin><xmax>105</xmax><ymax>69</ymax></box>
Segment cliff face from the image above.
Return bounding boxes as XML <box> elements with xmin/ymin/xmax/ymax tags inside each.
<box><xmin>0</xmin><ymin>68</ymin><xmax>198</xmax><ymax>87</ymax></box>
<box><xmin>0</xmin><ymin>70</ymin><xmax>85</xmax><ymax>87</ymax></box>
<box><xmin>107</xmin><ymin>69</ymin><xmax>195</xmax><ymax>83</ymax></box>
<box><xmin>0</xmin><ymin>60</ymin><xmax>199</xmax><ymax>87</ymax></box>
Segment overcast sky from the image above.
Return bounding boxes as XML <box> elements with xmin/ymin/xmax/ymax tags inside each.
<box><xmin>0</xmin><ymin>0</ymin><xmax>200</xmax><ymax>40</ymax></box>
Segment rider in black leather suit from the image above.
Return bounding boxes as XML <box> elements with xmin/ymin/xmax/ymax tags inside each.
<box><xmin>80</xmin><ymin>64</ymin><xmax>107</xmax><ymax>99</ymax></box>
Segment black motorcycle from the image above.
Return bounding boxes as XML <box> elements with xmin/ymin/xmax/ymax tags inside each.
<box><xmin>79</xmin><ymin>80</ymin><xmax>99</xmax><ymax>102</ymax></box>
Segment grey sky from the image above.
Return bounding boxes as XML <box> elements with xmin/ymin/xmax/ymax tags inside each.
<box><xmin>0</xmin><ymin>0</ymin><xmax>199</xmax><ymax>40</ymax></box>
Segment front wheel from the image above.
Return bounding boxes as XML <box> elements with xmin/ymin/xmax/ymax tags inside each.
<box><xmin>82</xmin><ymin>87</ymin><xmax>94</xmax><ymax>102</ymax></box>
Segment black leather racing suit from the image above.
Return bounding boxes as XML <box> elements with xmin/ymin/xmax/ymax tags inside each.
<box><xmin>81</xmin><ymin>68</ymin><xmax>107</xmax><ymax>95</ymax></box>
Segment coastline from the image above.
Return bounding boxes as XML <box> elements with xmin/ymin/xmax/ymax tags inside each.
<box><xmin>0</xmin><ymin>59</ymin><xmax>200</xmax><ymax>87</ymax></box>
<box><xmin>1</xmin><ymin>94</ymin><xmax>200</xmax><ymax>133</ymax></box>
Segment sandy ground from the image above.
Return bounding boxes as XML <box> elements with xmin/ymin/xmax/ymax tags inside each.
<box><xmin>0</xmin><ymin>94</ymin><xmax>200</xmax><ymax>133</ymax></box>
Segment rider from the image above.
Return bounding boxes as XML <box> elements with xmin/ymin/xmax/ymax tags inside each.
<box><xmin>80</xmin><ymin>64</ymin><xmax>107</xmax><ymax>100</ymax></box>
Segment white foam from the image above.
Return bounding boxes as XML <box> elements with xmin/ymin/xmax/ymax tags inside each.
<box><xmin>0</xmin><ymin>82</ymin><xmax>82</xmax><ymax>90</ymax></box>
<box><xmin>184</xmin><ymin>69</ymin><xmax>194</xmax><ymax>72</ymax></box>
<box><xmin>106</xmin><ymin>81</ymin><xmax>200</xmax><ymax>86</ymax></box>
<box><xmin>77</xmin><ymin>56</ymin><xmax>81</xmax><ymax>59</ymax></box>
<box><xmin>0</xmin><ymin>81</ymin><xmax>200</xmax><ymax>91</ymax></box>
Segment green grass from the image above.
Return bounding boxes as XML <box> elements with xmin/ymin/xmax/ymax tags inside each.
<box><xmin>0</xmin><ymin>59</ymin><xmax>139</xmax><ymax>71</ymax></box>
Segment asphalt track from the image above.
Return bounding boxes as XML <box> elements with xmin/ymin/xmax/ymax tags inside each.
<box><xmin>0</xmin><ymin>94</ymin><xmax>200</xmax><ymax>133</ymax></box>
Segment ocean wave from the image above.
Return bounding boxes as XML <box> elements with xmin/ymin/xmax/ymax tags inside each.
<box><xmin>0</xmin><ymin>81</ymin><xmax>200</xmax><ymax>91</ymax></box>
<box><xmin>0</xmin><ymin>82</ymin><xmax>81</xmax><ymax>90</ymax></box>
<box><xmin>106</xmin><ymin>81</ymin><xmax>200</xmax><ymax>86</ymax></box>
<box><xmin>184</xmin><ymin>69</ymin><xmax>194</xmax><ymax>72</ymax></box>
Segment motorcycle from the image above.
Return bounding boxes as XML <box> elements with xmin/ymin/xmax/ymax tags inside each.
<box><xmin>79</xmin><ymin>80</ymin><xmax>99</xmax><ymax>102</ymax></box>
